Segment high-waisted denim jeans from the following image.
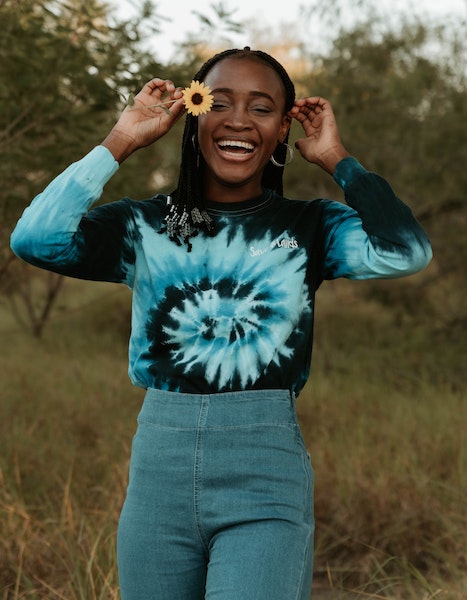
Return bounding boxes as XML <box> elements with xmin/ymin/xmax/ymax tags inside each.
<box><xmin>117</xmin><ymin>388</ymin><xmax>314</xmax><ymax>599</ymax></box>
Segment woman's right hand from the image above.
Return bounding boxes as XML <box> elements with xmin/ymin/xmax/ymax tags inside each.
<box><xmin>102</xmin><ymin>78</ymin><xmax>186</xmax><ymax>163</ymax></box>
<box><xmin>289</xmin><ymin>96</ymin><xmax>349</xmax><ymax>175</ymax></box>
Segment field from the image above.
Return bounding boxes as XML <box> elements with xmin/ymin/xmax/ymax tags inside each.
<box><xmin>0</xmin><ymin>275</ymin><xmax>465</xmax><ymax>599</ymax></box>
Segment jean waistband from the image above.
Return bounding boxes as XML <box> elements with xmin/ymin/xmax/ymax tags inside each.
<box><xmin>139</xmin><ymin>388</ymin><xmax>297</xmax><ymax>429</ymax></box>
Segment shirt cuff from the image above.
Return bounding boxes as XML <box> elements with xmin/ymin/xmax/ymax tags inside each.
<box><xmin>333</xmin><ymin>156</ymin><xmax>368</xmax><ymax>191</ymax></box>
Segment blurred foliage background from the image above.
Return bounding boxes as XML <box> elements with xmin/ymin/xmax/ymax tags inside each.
<box><xmin>0</xmin><ymin>0</ymin><xmax>465</xmax><ymax>598</ymax></box>
<box><xmin>1</xmin><ymin>0</ymin><xmax>466</xmax><ymax>335</ymax></box>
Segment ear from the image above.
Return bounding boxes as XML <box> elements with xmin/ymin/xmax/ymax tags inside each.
<box><xmin>278</xmin><ymin>115</ymin><xmax>291</xmax><ymax>143</ymax></box>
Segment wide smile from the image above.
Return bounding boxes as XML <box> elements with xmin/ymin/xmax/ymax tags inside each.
<box><xmin>216</xmin><ymin>139</ymin><xmax>256</xmax><ymax>159</ymax></box>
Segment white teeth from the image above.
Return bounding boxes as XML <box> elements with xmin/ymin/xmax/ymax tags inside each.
<box><xmin>218</xmin><ymin>140</ymin><xmax>254</xmax><ymax>151</ymax></box>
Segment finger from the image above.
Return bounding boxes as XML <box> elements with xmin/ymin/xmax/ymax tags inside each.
<box><xmin>143</xmin><ymin>78</ymin><xmax>177</xmax><ymax>97</ymax></box>
<box><xmin>144</xmin><ymin>78</ymin><xmax>165</xmax><ymax>92</ymax></box>
<box><xmin>146</xmin><ymin>78</ymin><xmax>176</xmax><ymax>89</ymax></box>
<box><xmin>292</xmin><ymin>106</ymin><xmax>323</xmax><ymax>128</ymax></box>
<box><xmin>295</xmin><ymin>96</ymin><xmax>328</xmax><ymax>107</ymax></box>
<box><xmin>171</xmin><ymin>87</ymin><xmax>184</xmax><ymax>100</ymax></box>
<box><xmin>295</xmin><ymin>97</ymin><xmax>333</xmax><ymax>117</ymax></box>
<box><xmin>294</xmin><ymin>136</ymin><xmax>315</xmax><ymax>155</ymax></box>
<box><xmin>166</xmin><ymin>96</ymin><xmax>186</xmax><ymax>119</ymax></box>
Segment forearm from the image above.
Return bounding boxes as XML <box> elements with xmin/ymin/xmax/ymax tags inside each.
<box><xmin>326</xmin><ymin>157</ymin><xmax>433</xmax><ymax>279</ymax></box>
<box><xmin>10</xmin><ymin>146</ymin><xmax>119</xmax><ymax>265</ymax></box>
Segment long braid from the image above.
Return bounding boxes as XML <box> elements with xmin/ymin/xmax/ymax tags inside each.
<box><xmin>160</xmin><ymin>48</ymin><xmax>295</xmax><ymax>251</ymax></box>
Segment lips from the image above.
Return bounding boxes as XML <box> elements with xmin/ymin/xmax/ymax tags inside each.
<box><xmin>217</xmin><ymin>139</ymin><xmax>255</xmax><ymax>155</ymax></box>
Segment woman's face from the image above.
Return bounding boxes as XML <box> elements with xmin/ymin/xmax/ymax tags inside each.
<box><xmin>197</xmin><ymin>56</ymin><xmax>291</xmax><ymax>202</ymax></box>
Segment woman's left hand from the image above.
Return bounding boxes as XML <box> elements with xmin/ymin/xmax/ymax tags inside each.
<box><xmin>289</xmin><ymin>97</ymin><xmax>350</xmax><ymax>174</ymax></box>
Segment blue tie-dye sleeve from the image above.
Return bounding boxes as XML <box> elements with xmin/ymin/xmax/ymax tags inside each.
<box><xmin>322</xmin><ymin>157</ymin><xmax>433</xmax><ymax>280</ymax></box>
<box><xmin>10</xmin><ymin>146</ymin><xmax>136</xmax><ymax>285</ymax></box>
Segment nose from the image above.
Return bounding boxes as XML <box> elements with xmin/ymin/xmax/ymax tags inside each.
<box><xmin>225</xmin><ymin>104</ymin><xmax>252</xmax><ymax>130</ymax></box>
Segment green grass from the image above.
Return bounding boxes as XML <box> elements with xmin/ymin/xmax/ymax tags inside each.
<box><xmin>0</xmin><ymin>277</ymin><xmax>465</xmax><ymax>599</ymax></box>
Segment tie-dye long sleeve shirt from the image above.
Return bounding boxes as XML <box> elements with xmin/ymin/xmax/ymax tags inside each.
<box><xmin>11</xmin><ymin>146</ymin><xmax>432</xmax><ymax>395</ymax></box>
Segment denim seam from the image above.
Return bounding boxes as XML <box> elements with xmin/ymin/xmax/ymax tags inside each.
<box><xmin>303</xmin><ymin>452</ymin><xmax>314</xmax><ymax>523</ymax></box>
<box><xmin>293</xmin><ymin>525</ymin><xmax>314</xmax><ymax>600</ymax></box>
<box><xmin>136</xmin><ymin>419</ymin><xmax>296</xmax><ymax>431</ymax></box>
<box><xmin>136</xmin><ymin>420</ymin><xmax>198</xmax><ymax>431</ymax></box>
<box><xmin>193</xmin><ymin>397</ymin><xmax>210</xmax><ymax>554</ymax></box>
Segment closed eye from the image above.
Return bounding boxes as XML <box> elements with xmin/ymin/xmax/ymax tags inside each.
<box><xmin>212</xmin><ymin>102</ymin><xmax>230</xmax><ymax>111</ymax></box>
<box><xmin>251</xmin><ymin>106</ymin><xmax>273</xmax><ymax>114</ymax></box>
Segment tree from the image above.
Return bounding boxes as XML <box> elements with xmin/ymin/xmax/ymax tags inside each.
<box><xmin>1</xmin><ymin>0</ymin><xmax>170</xmax><ymax>223</ymax></box>
<box><xmin>0</xmin><ymin>0</ymin><xmax>175</xmax><ymax>335</ymax></box>
<box><xmin>285</xmin><ymin>7</ymin><xmax>467</xmax><ymax>326</ymax></box>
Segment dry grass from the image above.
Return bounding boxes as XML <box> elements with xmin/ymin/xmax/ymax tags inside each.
<box><xmin>0</xmin><ymin>278</ymin><xmax>465</xmax><ymax>599</ymax></box>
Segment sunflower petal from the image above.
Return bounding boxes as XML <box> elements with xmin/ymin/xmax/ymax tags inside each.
<box><xmin>182</xmin><ymin>80</ymin><xmax>213</xmax><ymax>116</ymax></box>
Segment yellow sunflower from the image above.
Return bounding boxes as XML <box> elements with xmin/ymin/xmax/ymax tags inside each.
<box><xmin>182</xmin><ymin>80</ymin><xmax>213</xmax><ymax>116</ymax></box>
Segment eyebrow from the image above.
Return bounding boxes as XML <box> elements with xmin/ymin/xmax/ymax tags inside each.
<box><xmin>211</xmin><ymin>87</ymin><xmax>277</xmax><ymax>104</ymax></box>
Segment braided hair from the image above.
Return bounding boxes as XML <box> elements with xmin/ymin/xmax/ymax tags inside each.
<box><xmin>160</xmin><ymin>47</ymin><xmax>296</xmax><ymax>251</ymax></box>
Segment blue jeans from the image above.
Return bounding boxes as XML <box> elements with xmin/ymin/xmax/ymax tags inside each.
<box><xmin>117</xmin><ymin>388</ymin><xmax>314</xmax><ymax>599</ymax></box>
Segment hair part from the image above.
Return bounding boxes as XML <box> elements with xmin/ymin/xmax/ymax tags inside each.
<box><xmin>159</xmin><ymin>47</ymin><xmax>296</xmax><ymax>251</ymax></box>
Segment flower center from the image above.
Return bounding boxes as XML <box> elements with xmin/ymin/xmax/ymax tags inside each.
<box><xmin>191</xmin><ymin>93</ymin><xmax>203</xmax><ymax>105</ymax></box>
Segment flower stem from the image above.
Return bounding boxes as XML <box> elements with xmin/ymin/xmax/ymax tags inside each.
<box><xmin>127</xmin><ymin>97</ymin><xmax>178</xmax><ymax>114</ymax></box>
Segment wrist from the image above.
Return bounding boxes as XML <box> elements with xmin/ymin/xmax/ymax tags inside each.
<box><xmin>101</xmin><ymin>128</ymin><xmax>138</xmax><ymax>164</ymax></box>
<box><xmin>318</xmin><ymin>145</ymin><xmax>351</xmax><ymax>175</ymax></box>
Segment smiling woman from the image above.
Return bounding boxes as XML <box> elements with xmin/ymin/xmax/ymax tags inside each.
<box><xmin>10</xmin><ymin>47</ymin><xmax>432</xmax><ymax>600</ymax></box>
<box><xmin>197</xmin><ymin>53</ymin><xmax>291</xmax><ymax>204</ymax></box>
<box><xmin>162</xmin><ymin>48</ymin><xmax>297</xmax><ymax>248</ymax></box>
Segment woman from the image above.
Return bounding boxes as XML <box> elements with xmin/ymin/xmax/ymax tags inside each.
<box><xmin>10</xmin><ymin>48</ymin><xmax>432</xmax><ymax>599</ymax></box>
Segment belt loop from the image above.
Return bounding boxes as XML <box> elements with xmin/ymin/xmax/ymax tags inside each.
<box><xmin>290</xmin><ymin>390</ymin><xmax>297</xmax><ymax>407</ymax></box>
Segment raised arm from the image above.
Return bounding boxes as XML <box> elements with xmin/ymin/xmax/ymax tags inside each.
<box><xmin>289</xmin><ymin>96</ymin><xmax>432</xmax><ymax>279</ymax></box>
<box><xmin>10</xmin><ymin>79</ymin><xmax>185</xmax><ymax>280</ymax></box>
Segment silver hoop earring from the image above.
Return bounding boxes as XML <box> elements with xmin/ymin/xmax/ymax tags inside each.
<box><xmin>270</xmin><ymin>142</ymin><xmax>294</xmax><ymax>168</ymax></box>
